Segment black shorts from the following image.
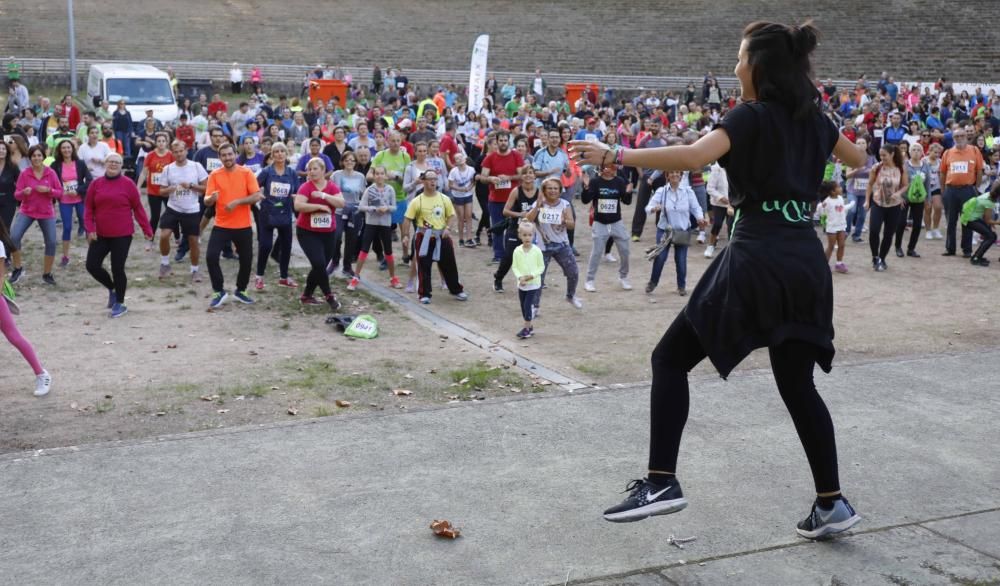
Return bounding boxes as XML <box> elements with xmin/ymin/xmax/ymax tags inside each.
<box><xmin>160</xmin><ymin>207</ymin><xmax>202</xmax><ymax>237</ymax></box>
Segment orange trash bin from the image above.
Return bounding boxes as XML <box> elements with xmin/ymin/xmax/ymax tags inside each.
<box><xmin>309</xmin><ymin>79</ymin><xmax>349</xmax><ymax>106</ymax></box>
<box><xmin>565</xmin><ymin>83</ymin><xmax>600</xmax><ymax>112</ymax></box>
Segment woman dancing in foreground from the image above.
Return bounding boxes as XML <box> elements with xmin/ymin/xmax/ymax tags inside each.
<box><xmin>572</xmin><ymin>21</ymin><xmax>868</xmax><ymax>540</ymax></box>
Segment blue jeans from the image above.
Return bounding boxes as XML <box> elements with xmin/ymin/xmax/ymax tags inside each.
<box><xmin>10</xmin><ymin>213</ymin><xmax>58</xmax><ymax>258</ymax></box>
<box><xmin>59</xmin><ymin>201</ymin><xmax>85</xmax><ymax>241</ymax></box>
<box><xmin>845</xmin><ymin>193</ymin><xmax>866</xmax><ymax>239</ymax></box>
<box><xmin>487</xmin><ymin>201</ymin><xmax>506</xmax><ymax>260</ymax></box>
<box><xmin>539</xmin><ymin>241</ymin><xmax>579</xmax><ymax>305</ymax></box>
<box><xmin>650</xmin><ymin>227</ymin><xmax>688</xmax><ymax>290</ymax></box>
<box><xmin>115</xmin><ymin>131</ymin><xmax>132</xmax><ymax>158</ymax></box>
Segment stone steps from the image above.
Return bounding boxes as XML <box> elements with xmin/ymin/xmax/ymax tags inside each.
<box><xmin>3</xmin><ymin>0</ymin><xmax>996</xmax><ymax>84</ymax></box>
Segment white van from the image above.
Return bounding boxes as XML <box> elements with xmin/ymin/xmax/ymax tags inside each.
<box><xmin>87</xmin><ymin>63</ymin><xmax>178</xmax><ymax>125</ymax></box>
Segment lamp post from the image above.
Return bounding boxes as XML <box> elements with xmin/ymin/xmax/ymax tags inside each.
<box><xmin>68</xmin><ymin>0</ymin><xmax>77</xmax><ymax>95</ymax></box>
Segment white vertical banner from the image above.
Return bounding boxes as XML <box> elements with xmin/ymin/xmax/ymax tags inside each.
<box><xmin>468</xmin><ymin>34</ymin><xmax>489</xmax><ymax>114</ymax></box>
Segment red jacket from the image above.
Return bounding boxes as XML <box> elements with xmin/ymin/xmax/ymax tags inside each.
<box><xmin>176</xmin><ymin>124</ymin><xmax>196</xmax><ymax>149</ymax></box>
<box><xmin>84</xmin><ymin>175</ymin><xmax>154</xmax><ymax>239</ymax></box>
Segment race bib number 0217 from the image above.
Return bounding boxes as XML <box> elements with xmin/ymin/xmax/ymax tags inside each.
<box><xmin>539</xmin><ymin>208</ymin><xmax>562</xmax><ymax>224</ymax></box>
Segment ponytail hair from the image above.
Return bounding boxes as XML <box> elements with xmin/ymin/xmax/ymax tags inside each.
<box><xmin>742</xmin><ymin>20</ymin><xmax>821</xmax><ymax>120</ymax></box>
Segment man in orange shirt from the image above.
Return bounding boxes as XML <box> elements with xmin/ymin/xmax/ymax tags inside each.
<box><xmin>940</xmin><ymin>127</ymin><xmax>984</xmax><ymax>257</ymax></box>
<box><xmin>204</xmin><ymin>142</ymin><xmax>262</xmax><ymax>308</ymax></box>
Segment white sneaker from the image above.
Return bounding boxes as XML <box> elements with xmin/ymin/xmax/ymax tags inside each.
<box><xmin>925</xmin><ymin>231</ymin><xmax>934</xmax><ymax>240</ymax></box>
<box><xmin>603</xmin><ymin>253</ymin><xmax>617</xmax><ymax>263</ymax></box>
<box><xmin>620</xmin><ymin>278</ymin><xmax>633</xmax><ymax>291</ymax></box>
<box><xmin>696</xmin><ymin>231</ymin><xmax>707</xmax><ymax>244</ymax></box>
<box><xmin>704</xmin><ymin>245</ymin><xmax>716</xmax><ymax>258</ymax></box>
<box><xmin>567</xmin><ymin>296</ymin><xmax>583</xmax><ymax>309</ymax></box>
<box><xmin>935</xmin><ymin>229</ymin><xmax>944</xmax><ymax>240</ymax></box>
<box><xmin>34</xmin><ymin>370</ymin><xmax>52</xmax><ymax>397</ymax></box>
<box><xmin>584</xmin><ymin>281</ymin><xmax>597</xmax><ymax>292</ymax></box>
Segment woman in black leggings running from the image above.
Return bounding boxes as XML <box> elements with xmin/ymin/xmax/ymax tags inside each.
<box><xmin>572</xmin><ymin>20</ymin><xmax>868</xmax><ymax>540</ymax></box>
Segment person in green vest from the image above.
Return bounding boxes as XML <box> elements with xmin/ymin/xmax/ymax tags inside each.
<box><xmin>961</xmin><ymin>182</ymin><xmax>1000</xmax><ymax>266</ymax></box>
<box><xmin>7</xmin><ymin>57</ymin><xmax>20</xmax><ymax>83</ymax></box>
<box><xmin>416</xmin><ymin>96</ymin><xmax>438</xmax><ymax>121</ymax></box>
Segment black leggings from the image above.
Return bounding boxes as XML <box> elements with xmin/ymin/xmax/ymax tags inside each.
<box><xmin>86</xmin><ymin>235</ymin><xmax>132</xmax><ymax>302</ymax></box>
<box><xmin>893</xmin><ymin>201</ymin><xmax>924</xmax><ymax>252</ymax></box>
<box><xmin>360</xmin><ymin>224</ymin><xmax>393</xmax><ymax>256</ymax></box>
<box><xmin>331</xmin><ymin>210</ymin><xmax>362</xmax><ymax>273</ymax></box>
<box><xmin>256</xmin><ymin>223</ymin><xmax>292</xmax><ymax>278</ymax></box>
<box><xmin>297</xmin><ymin>227</ymin><xmax>335</xmax><ymax>297</ymax></box>
<box><xmin>147</xmin><ymin>196</ymin><xmax>165</xmax><ymax>238</ymax></box>
<box><xmin>649</xmin><ymin>312</ymin><xmax>840</xmax><ymax>494</ymax></box>
<box><xmin>869</xmin><ymin>205</ymin><xmax>902</xmax><ymax>260</ymax></box>
<box><xmin>710</xmin><ymin>204</ymin><xmax>732</xmax><ymax>237</ymax></box>
<box><xmin>493</xmin><ymin>229</ymin><xmax>520</xmax><ymax>283</ymax></box>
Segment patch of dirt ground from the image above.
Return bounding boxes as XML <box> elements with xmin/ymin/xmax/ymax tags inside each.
<box><xmin>0</xmin><ymin>233</ymin><xmax>534</xmax><ymax>453</ymax></box>
<box><xmin>4</xmin><ymin>200</ymin><xmax>998</xmax><ymax>452</ymax></box>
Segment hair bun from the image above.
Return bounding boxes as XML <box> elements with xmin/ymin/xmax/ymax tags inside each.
<box><xmin>790</xmin><ymin>22</ymin><xmax>818</xmax><ymax>57</ymax></box>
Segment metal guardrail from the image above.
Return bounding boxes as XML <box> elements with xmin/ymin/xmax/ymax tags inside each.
<box><xmin>12</xmin><ymin>57</ymin><xmax>863</xmax><ymax>95</ymax></box>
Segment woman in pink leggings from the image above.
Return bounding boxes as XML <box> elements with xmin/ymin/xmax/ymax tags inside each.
<box><xmin>1</xmin><ymin>220</ymin><xmax>50</xmax><ymax>396</ymax></box>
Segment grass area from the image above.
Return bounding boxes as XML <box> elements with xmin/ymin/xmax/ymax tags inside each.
<box><xmin>449</xmin><ymin>361</ymin><xmax>523</xmax><ymax>394</ymax></box>
<box><xmin>572</xmin><ymin>362</ymin><xmax>612</xmax><ymax>377</ymax></box>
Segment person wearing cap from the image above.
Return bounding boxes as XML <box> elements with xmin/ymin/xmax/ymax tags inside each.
<box><xmin>141</xmin><ymin>108</ymin><xmax>162</xmax><ymax>133</ymax></box>
<box><xmin>574</xmin><ymin>117</ymin><xmax>604</xmax><ymax>143</ymax></box>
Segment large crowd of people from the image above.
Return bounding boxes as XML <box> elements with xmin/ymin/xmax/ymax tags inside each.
<box><xmin>2</xmin><ymin>62</ymin><xmax>1000</xmax><ymax>399</ymax></box>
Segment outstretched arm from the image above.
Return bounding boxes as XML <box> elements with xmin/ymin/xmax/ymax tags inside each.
<box><xmin>571</xmin><ymin>129</ymin><xmax>730</xmax><ymax>172</ymax></box>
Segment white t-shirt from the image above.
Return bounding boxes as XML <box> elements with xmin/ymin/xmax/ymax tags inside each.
<box><xmin>77</xmin><ymin>141</ymin><xmax>112</xmax><ymax>178</ymax></box>
<box><xmin>162</xmin><ymin>161</ymin><xmax>209</xmax><ymax>214</ymax></box>
<box><xmin>448</xmin><ymin>165</ymin><xmax>476</xmax><ymax>197</ymax></box>
<box><xmin>0</xmin><ymin>239</ymin><xmax>6</xmax><ymax>259</ymax></box>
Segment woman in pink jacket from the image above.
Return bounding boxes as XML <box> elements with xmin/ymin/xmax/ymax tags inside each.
<box><xmin>84</xmin><ymin>153</ymin><xmax>153</xmax><ymax>318</ymax></box>
<box><xmin>10</xmin><ymin>145</ymin><xmax>63</xmax><ymax>286</ymax></box>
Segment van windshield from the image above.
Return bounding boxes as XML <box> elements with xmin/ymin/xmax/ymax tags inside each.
<box><xmin>107</xmin><ymin>78</ymin><xmax>174</xmax><ymax>106</ymax></box>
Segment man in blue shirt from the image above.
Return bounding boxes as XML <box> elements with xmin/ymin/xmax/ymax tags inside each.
<box><xmin>883</xmin><ymin>113</ymin><xmax>906</xmax><ymax>145</ymax></box>
<box><xmin>532</xmin><ymin>129</ymin><xmax>569</xmax><ymax>187</ymax></box>
<box><xmin>574</xmin><ymin>117</ymin><xmax>604</xmax><ymax>142</ymax></box>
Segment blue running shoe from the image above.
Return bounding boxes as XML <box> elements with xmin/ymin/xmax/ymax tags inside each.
<box><xmin>209</xmin><ymin>291</ymin><xmax>228</xmax><ymax>310</ymax></box>
<box><xmin>796</xmin><ymin>498</ymin><xmax>861</xmax><ymax>540</ymax></box>
<box><xmin>233</xmin><ymin>290</ymin><xmax>255</xmax><ymax>304</ymax></box>
<box><xmin>109</xmin><ymin>303</ymin><xmax>128</xmax><ymax>318</ymax></box>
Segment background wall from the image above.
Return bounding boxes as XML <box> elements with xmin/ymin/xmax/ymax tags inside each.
<box><xmin>4</xmin><ymin>0</ymin><xmax>996</xmax><ymax>84</ymax></box>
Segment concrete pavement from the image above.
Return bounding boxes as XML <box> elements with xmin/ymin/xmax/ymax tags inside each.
<box><xmin>2</xmin><ymin>350</ymin><xmax>999</xmax><ymax>585</ymax></box>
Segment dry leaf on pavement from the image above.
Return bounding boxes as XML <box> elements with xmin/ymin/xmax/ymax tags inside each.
<box><xmin>430</xmin><ymin>519</ymin><xmax>461</xmax><ymax>539</ymax></box>
<box><xmin>392</xmin><ymin>389</ymin><xmax>412</xmax><ymax>396</ymax></box>
<box><xmin>335</xmin><ymin>400</ymin><xmax>352</xmax><ymax>408</ymax></box>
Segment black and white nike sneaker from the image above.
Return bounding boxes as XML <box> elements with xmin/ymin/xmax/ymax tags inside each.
<box><xmin>603</xmin><ymin>477</ymin><xmax>688</xmax><ymax>523</ymax></box>
<box><xmin>796</xmin><ymin>497</ymin><xmax>861</xmax><ymax>540</ymax></box>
